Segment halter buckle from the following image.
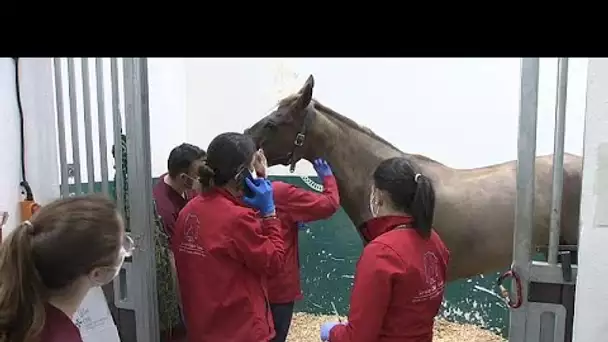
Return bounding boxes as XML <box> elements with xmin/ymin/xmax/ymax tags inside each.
<box><xmin>294</xmin><ymin>133</ymin><xmax>305</xmax><ymax>147</ymax></box>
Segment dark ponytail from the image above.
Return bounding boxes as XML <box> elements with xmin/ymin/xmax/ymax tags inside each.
<box><xmin>198</xmin><ymin>161</ymin><xmax>215</xmax><ymax>192</ymax></box>
<box><xmin>202</xmin><ymin>132</ymin><xmax>257</xmax><ymax>189</ymax></box>
<box><xmin>409</xmin><ymin>175</ymin><xmax>435</xmax><ymax>239</ymax></box>
<box><xmin>0</xmin><ymin>222</ymin><xmax>46</xmax><ymax>342</ymax></box>
<box><xmin>373</xmin><ymin>157</ymin><xmax>436</xmax><ymax>239</ymax></box>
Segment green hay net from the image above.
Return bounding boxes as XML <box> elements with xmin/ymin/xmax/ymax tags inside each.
<box><xmin>113</xmin><ymin>132</ymin><xmax>181</xmax><ymax>334</ymax></box>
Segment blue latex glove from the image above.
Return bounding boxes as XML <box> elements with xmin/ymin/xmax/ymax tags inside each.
<box><xmin>320</xmin><ymin>321</ymin><xmax>341</xmax><ymax>341</ymax></box>
<box><xmin>313</xmin><ymin>158</ymin><xmax>333</xmax><ymax>178</ymax></box>
<box><xmin>297</xmin><ymin>221</ymin><xmax>308</xmax><ymax>231</ymax></box>
<box><xmin>242</xmin><ymin>177</ymin><xmax>275</xmax><ymax>216</ymax></box>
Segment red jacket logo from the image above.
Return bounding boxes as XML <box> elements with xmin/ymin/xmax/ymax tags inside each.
<box><xmin>423</xmin><ymin>252</ymin><xmax>440</xmax><ymax>288</ymax></box>
<box><xmin>184</xmin><ymin>213</ymin><xmax>200</xmax><ymax>244</ymax></box>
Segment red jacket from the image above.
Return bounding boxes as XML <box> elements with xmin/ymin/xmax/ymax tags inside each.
<box><xmin>330</xmin><ymin>215</ymin><xmax>450</xmax><ymax>342</ymax></box>
<box><xmin>172</xmin><ymin>187</ymin><xmax>286</xmax><ymax>342</ymax></box>
<box><xmin>268</xmin><ymin>175</ymin><xmax>340</xmax><ymax>304</ymax></box>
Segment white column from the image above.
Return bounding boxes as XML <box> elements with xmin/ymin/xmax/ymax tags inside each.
<box><xmin>19</xmin><ymin>58</ymin><xmax>60</xmax><ymax>205</ymax></box>
<box><xmin>572</xmin><ymin>58</ymin><xmax>608</xmax><ymax>341</ymax></box>
<box><xmin>0</xmin><ymin>58</ymin><xmax>22</xmax><ymax>237</ymax></box>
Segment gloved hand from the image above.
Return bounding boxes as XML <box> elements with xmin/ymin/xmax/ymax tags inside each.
<box><xmin>320</xmin><ymin>321</ymin><xmax>342</xmax><ymax>341</ymax></box>
<box><xmin>242</xmin><ymin>177</ymin><xmax>275</xmax><ymax>216</ymax></box>
<box><xmin>313</xmin><ymin>158</ymin><xmax>333</xmax><ymax>178</ymax></box>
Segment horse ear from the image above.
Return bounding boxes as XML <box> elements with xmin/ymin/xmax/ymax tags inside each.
<box><xmin>291</xmin><ymin>75</ymin><xmax>314</xmax><ymax>115</ymax></box>
<box><xmin>298</xmin><ymin>75</ymin><xmax>315</xmax><ymax>94</ymax></box>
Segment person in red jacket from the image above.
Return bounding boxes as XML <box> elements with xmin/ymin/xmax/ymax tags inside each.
<box><xmin>252</xmin><ymin>151</ymin><xmax>340</xmax><ymax>342</ymax></box>
<box><xmin>172</xmin><ymin>132</ymin><xmax>286</xmax><ymax>342</ymax></box>
<box><xmin>320</xmin><ymin>157</ymin><xmax>450</xmax><ymax>342</ymax></box>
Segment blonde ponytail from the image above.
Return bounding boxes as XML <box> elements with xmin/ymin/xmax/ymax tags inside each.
<box><xmin>0</xmin><ymin>221</ymin><xmax>47</xmax><ymax>342</ymax></box>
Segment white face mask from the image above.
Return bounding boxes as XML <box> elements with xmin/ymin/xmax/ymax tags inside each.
<box><xmin>249</xmin><ymin>169</ymin><xmax>259</xmax><ymax>180</ymax></box>
<box><xmin>90</xmin><ymin>255</ymin><xmax>125</xmax><ymax>287</ymax></box>
<box><xmin>90</xmin><ymin>234</ymin><xmax>134</xmax><ymax>287</ymax></box>
<box><xmin>181</xmin><ymin>173</ymin><xmax>200</xmax><ymax>190</ymax></box>
<box><xmin>369</xmin><ymin>187</ymin><xmax>379</xmax><ymax>218</ymax></box>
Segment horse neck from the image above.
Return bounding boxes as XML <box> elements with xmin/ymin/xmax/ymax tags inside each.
<box><xmin>303</xmin><ymin>110</ymin><xmax>451</xmax><ymax>227</ymax></box>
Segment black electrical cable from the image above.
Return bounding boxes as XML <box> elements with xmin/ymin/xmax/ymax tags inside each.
<box><xmin>13</xmin><ymin>57</ymin><xmax>33</xmax><ymax>201</ymax></box>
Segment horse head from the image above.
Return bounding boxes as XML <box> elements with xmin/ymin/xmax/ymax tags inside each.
<box><xmin>245</xmin><ymin>75</ymin><xmax>317</xmax><ymax>171</ymax></box>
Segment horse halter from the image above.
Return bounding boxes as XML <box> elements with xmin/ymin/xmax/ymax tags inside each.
<box><xmin>286</xmin><ymin>105</ymin><xmax>317</xmax><ymax>173</ymax></box>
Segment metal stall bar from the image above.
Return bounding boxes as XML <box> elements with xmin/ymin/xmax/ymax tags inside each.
<box><xmin>81</xmin><ymin>58</ymin><xmax>96</xmax><ymax>194</ymax></box>
<box><xmin>111</xmin><ymin>58</ymin><xmax>125</xmax><ymax>218</ymax></box>
<box><xmin>123</xmin><ymin>58</ymin><xmax>160</xmax><ymax>342</ymax></box>
<box><xmin>53</xmin><ymin>58</ymin><xmax>69</xmax><ymax>197</ymax></box>
<box><xmin>67</xmin><ymin>58</ymin><xmax>83</xmax><ymax>195</ymax></box>
<box><xmin>110</xmin><ymin>58</ymin><xmax>135</xmax><ymax>316</ymax></box>
<box><xmin>509</xmin><ymin>58</ymin><xmax>540</xmax><ymax>342</ymax></box>
<box><xmin>548</xmin><ymin>58</ymin><xmax>569</xmax><ymax>265</ymax></box>
<box><xmin>96</xmin><ymin>58</ymin><xmax>110</xmax><ymax>196</ymax></box>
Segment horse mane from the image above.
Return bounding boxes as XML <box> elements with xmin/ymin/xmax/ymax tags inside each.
<box><xmin>278</xmin><ymin>94</ymin><xmax>442</xmax><ymax>165</ymax></box>
<box><xmin>277</xmin><ymin>94</ymin><xmax>401</xmax><ymax>150</ymax></box>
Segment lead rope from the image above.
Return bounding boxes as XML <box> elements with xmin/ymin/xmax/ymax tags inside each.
<box><xmin>300</xmin><ymin>174</ymin><xmax>324</xmax><ymax>192</ymax></box>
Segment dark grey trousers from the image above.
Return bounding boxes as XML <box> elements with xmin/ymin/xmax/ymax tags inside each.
<box><xmin>270</xmin><ymin>301</ymin><xmax>295</xmax><ymax>342</ymax></box>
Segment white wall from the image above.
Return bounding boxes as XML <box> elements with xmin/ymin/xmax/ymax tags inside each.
<box><xmin>20</xmin><ymin>59</ymin><xmax>59</xmax><ymax>206</ymax></box>
<box><xmin>182</xmin><ymin>58</ymin><xmax>588</xmax><ymax>176</ymax></box>
<box><xmin>0</xmin><ymin>58</ymin><xmax>22</xmax><ymax>235</ymax></box>
<box><xmin>0</xmin><ymin>58</ymin><xmax>59</xmax><ymax>238</ymax></box>
<box><xmin>148</xmin><ymin>58</ymin><xmax>188</xmax><ymax>176</ymax></box>
<box><xmin>572</xmin><ymin>58</ymin><xmax>608</xmax><ymax>342</ymax></box>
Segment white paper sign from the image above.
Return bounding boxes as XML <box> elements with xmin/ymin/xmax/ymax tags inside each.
<box><xmin>73</xmin><ymin>287</ymin><xmax>121</xmax><ymax>342</ymax></box>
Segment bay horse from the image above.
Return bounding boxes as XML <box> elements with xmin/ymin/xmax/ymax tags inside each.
<box><xmin>244</xmin><ymin>75</ymin><xmax>582</xmax><ymax>281</ymax></box>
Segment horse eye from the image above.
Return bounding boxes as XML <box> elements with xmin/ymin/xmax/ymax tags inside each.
<box><xmin>264</xmin><ymin>122</ymin><xmax>278</xmax><ymax>132</ymax></box>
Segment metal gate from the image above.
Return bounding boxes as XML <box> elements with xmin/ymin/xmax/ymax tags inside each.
<box><xmin>507</xmin><ymin>58</ymin><xmax>578</xmax><ymax>341</ymax></box>
<box><xmin>52</xmin><ymin>57</ymin><xmax>160</xmax><ymax>342</ymax></box>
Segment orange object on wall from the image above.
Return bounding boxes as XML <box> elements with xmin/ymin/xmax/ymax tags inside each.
<box><xmin>20</xmin><ymin>200</ymin><xmax>40</xmax><ymax>222</ymax></box>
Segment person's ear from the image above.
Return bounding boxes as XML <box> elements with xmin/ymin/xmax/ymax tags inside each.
<box><xmin>376</xmin><ymin>189</ymin><xmax>388</xmax><ymax>207</ymax></box>
<box><xmin>88</xmin><ymin>267</ymin><xmax>105</xmax><ymax>284</ymax></box>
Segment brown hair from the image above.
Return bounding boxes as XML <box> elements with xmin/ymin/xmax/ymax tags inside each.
<box><xmin>0</xmin><ymin>194</ymin><xmax>124</xmax><ymax>342</ymax></box>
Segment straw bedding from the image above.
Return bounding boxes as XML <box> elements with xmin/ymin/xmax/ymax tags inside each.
<box><xmin>287</xmin><ymin>312</ymin><xmax>506</xmax><ymax>342</ymax></box>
